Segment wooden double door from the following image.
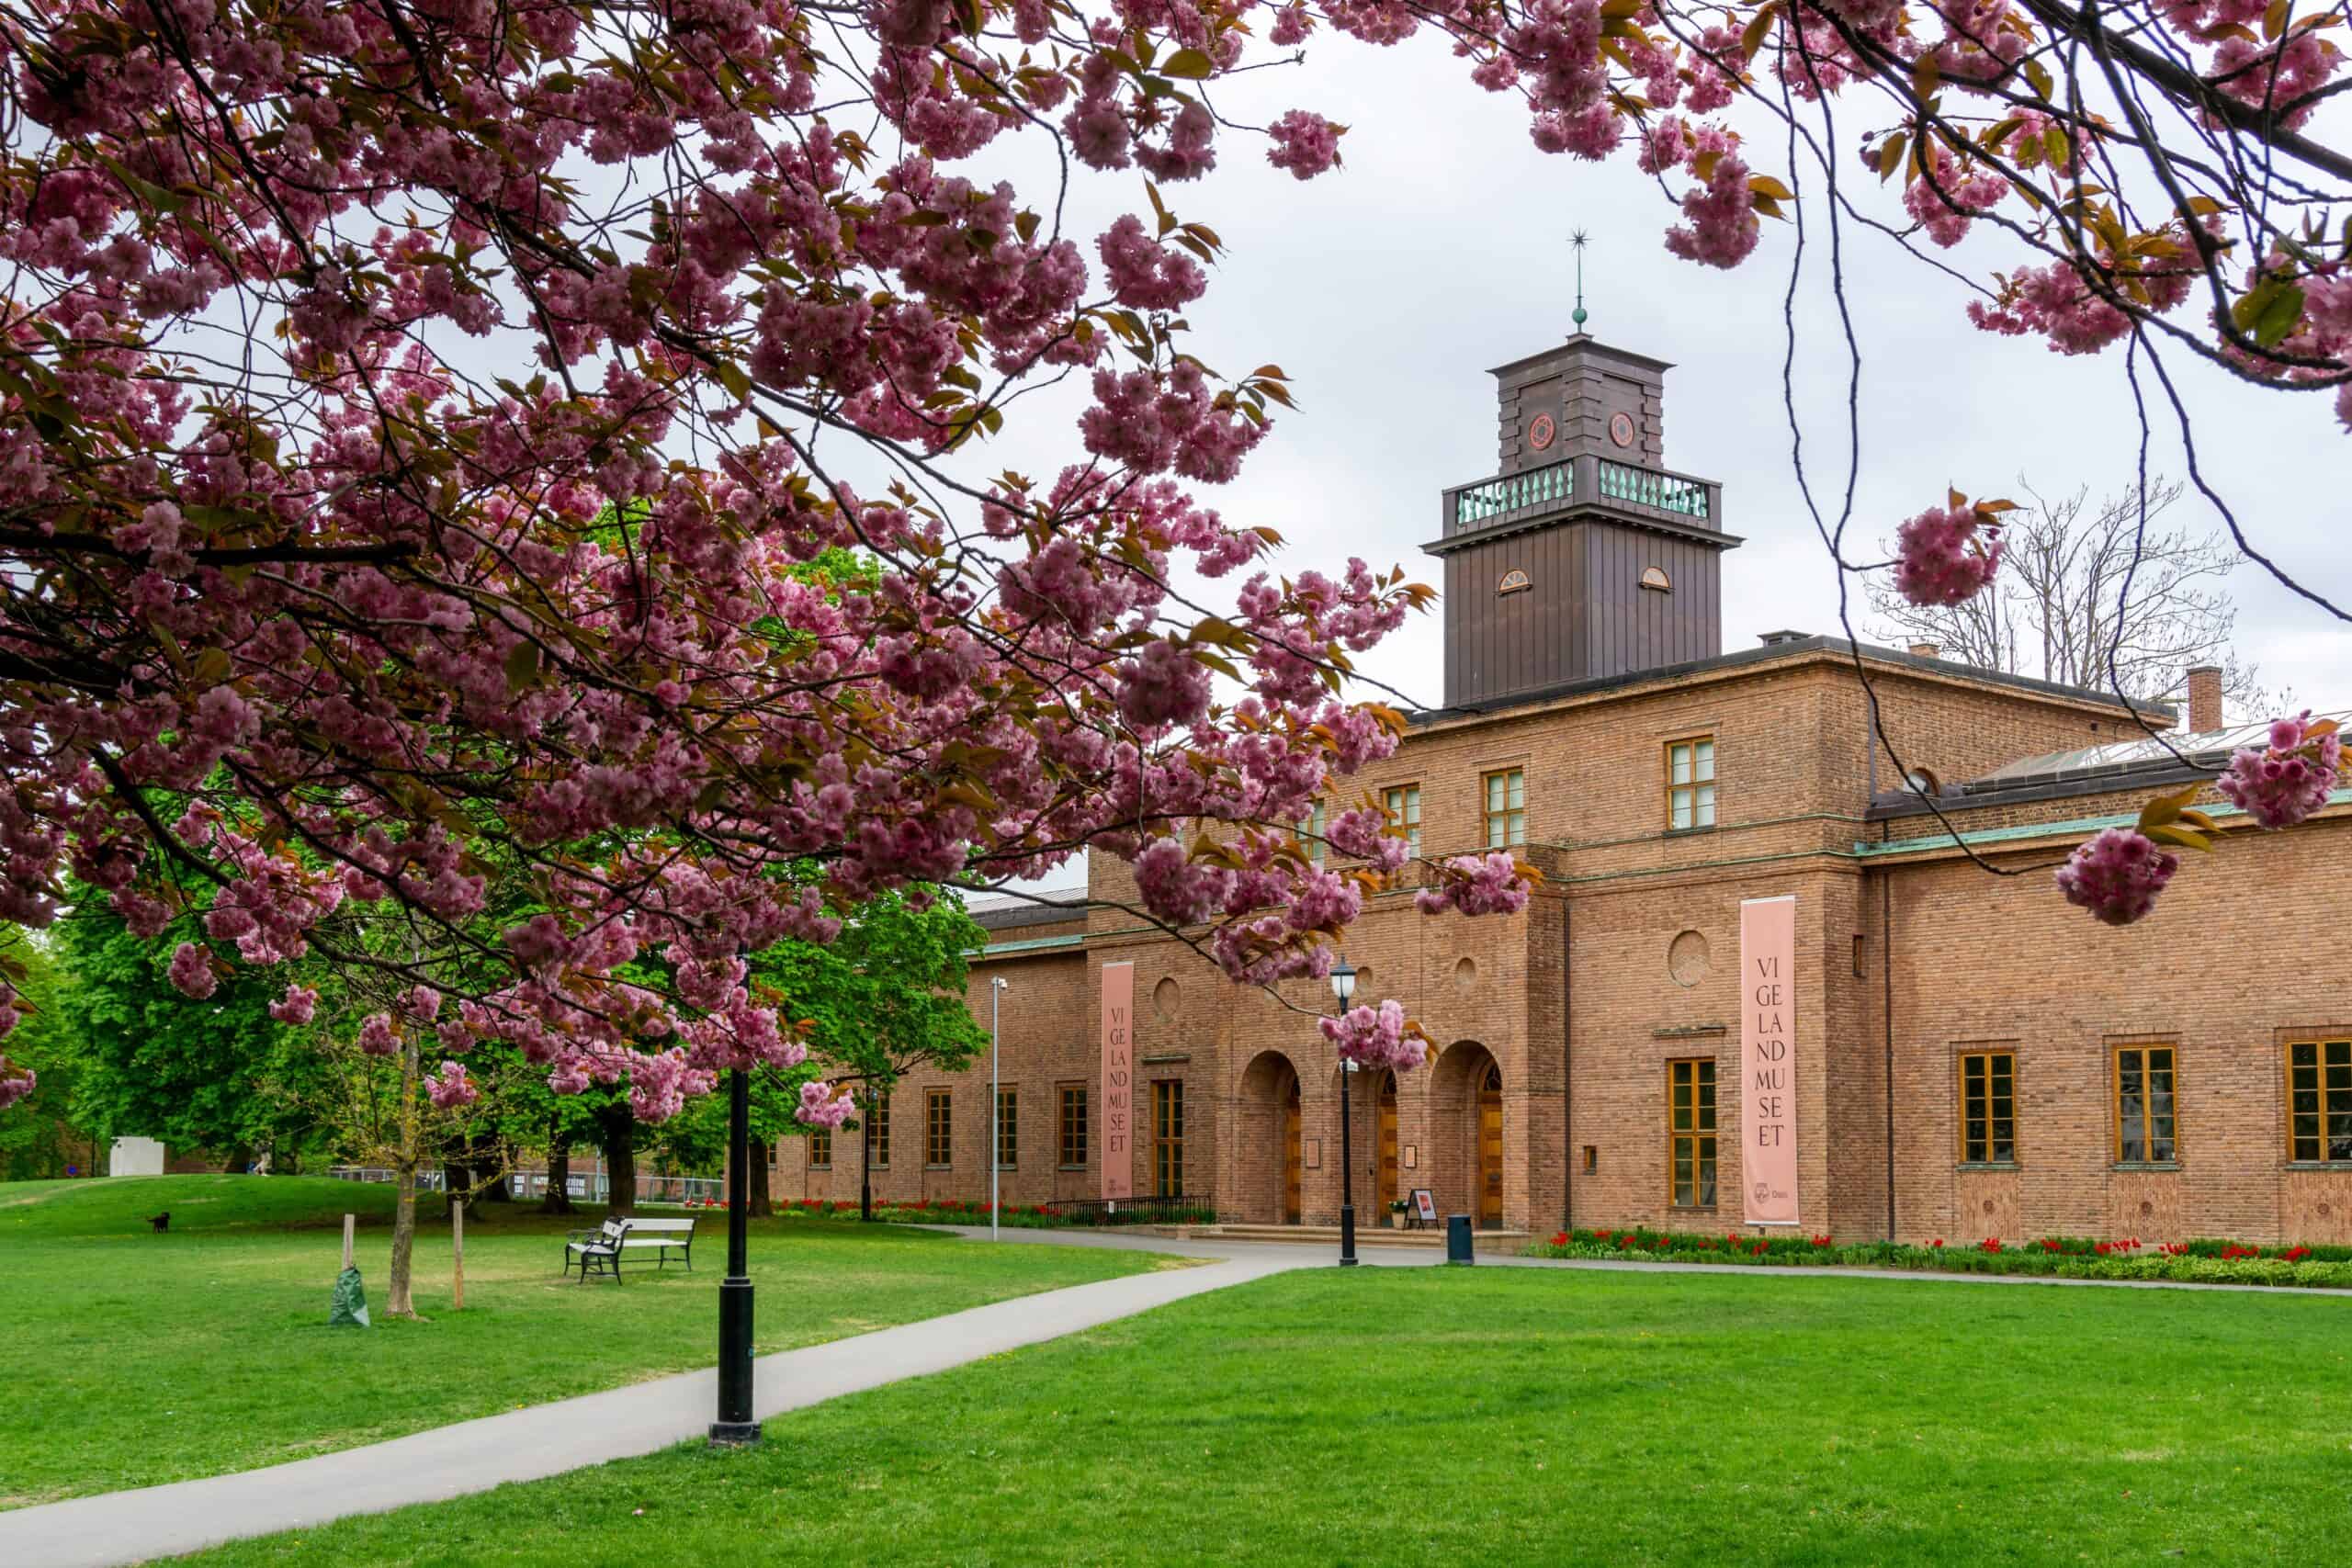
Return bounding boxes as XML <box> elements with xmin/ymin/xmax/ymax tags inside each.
<box><xmin>1478</xmin><ymin>1065</ymin><xmax>1503</xmax><ymax>1229</ymax></box>
<box><xmin>1283</xmin><ymin>1076</ymin><xmax>1303</xmax><ymax>1224</ymax></box>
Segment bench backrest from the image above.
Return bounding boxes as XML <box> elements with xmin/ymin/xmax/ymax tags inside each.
<box><xmin>595</xmin><ymin>1219</ymin><xmax>628</xmax><ymax>1242</ymax></box>
<box><xmin>622</xmin><ymin>1217</ymin><xmax>695</xmax><ymax>1235</ymax></box>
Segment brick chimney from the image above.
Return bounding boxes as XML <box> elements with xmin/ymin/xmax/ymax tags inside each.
<box><xmin>1908</xmin><ymin>641</ymin><xmax>1940</xmax><ymax>660</ymax></box>
<box><xmin>2186</xmin><ymin>665</ymin><xmax>2223</xmax><ymax>733</ymax></box>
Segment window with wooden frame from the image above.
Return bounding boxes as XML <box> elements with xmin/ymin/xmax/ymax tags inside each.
<box><xmin>1299</xmin><ymin>798</ymin><xmax>1327</xmax><ymax>864</ymax></box>
<box><xmin>867</xmin><ymin>1091</ymin><xmax>891</xmax><ymax>1168</ymax></box>
<box><xmin>1666</xmin><ymin>736</ymin><xmax>1716</xmax><ymax>829</ymax></box>
<box><xmin>808</xmin><ymin>1126</ymin><xmax>832</xmax><ymax>1169</ymax></box>
<box><xmin>1959</xmin><ymin>1051</ymin><xmax>2016</xmax><ymax>1164</ymax></box>
<box><xmin>1668</xmin><ymin>1058</ymin><xmax>1716</xmax><ymax>1207</ymax></box>
<box><xmin>995</xmin><ymin>1087</ymin><xmax>1019</xmax><ymax>1169</ymax></box>
<box><xmin>1058</xmin><ymin>1084</ymin><xmax>1089</xmax><ymax>1168</ymax></box>
<box><xmin>1483</xmin><ymin>768</ymin><xmax>1526</xmax><ymax>849</ymax></box>
<box><xmin>2113</xmin><ymin>1045</ymin><xmax>2177</xmax><ymax>1164</ymax></box>
<box><xmin>2287</xmin><ymin>1040</ymin><xmax>2352</xmax><ymax>1162</ymax></box>
<box><xmin>1152</xmin><ymin>1078</ymin><xmax>1185</xmax><ymax>1197</ymax></box>
<box><xmin>925</xmin><ymin>1088</ymin><xmax>952</xmax><ymax>1168</ymax></box>
<box><xmin>1383</xmin><ymin>784</ymin><xmax>1421</xmax><ymax>857</ymax></box>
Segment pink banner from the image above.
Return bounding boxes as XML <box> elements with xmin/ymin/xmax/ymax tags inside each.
<box><xmin>1739</xmin><ymin>897</ymin><xmax>1799</xmax><ymax>1227</ymax></box>
<box><xmin>1100</xmin><ymin>962</ymin><xmax>1135</xmax><ymax>1201</ymax></box>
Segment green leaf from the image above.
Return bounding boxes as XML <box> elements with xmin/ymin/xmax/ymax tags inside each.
<box><xmin>1162</xmin><ymin>49</ymin><xmax>1216</xmax><ymax>78</ymax></box>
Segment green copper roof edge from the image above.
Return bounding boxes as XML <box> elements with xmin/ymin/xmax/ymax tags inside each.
<box><xmin>970</xmin><ymin>932</ymin><xmax>1087</xmax><ymax>957</ymax></box>
<box><xmin>1852</xmin><ymin>787</ymin><xmax>2352</xmax><ymax>858</ymax></box>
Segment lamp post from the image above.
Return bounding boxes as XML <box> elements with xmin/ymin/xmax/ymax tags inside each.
<box><xmin>1330</xmin><ymin>957</ymin><xmax>1358</xmax><ymax>1268</ymax></box>
<box><xmin>709</xmin><ymin>1064</ymin><xmax>761</xmax><ymax>1445</ymax></box>
<box><xmin>989</xmin><ymin>976</ymin><xmax>1008</xmax><ymax>1242</ymax></box>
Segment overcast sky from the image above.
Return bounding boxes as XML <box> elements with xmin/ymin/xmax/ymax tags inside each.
<box><xmin>934</xmin><ymin>39</ymin><xmax>2351</xmax><ymax>736</ymax></box>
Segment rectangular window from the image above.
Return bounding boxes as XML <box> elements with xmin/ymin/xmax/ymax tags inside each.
<box><xmin>996</xmin><ymin>1087</ymin><xmax>1019</xmax><ymax>1169</ymax></box>
<box><xmin>1667</xmin><ymin>737</ymin><xmax>1717</xmax><ymax>829</ymax></box>
<box><xmin>1152</xmin><ymin>1079</ymin><xmax>1185</xmax><ymax>1198</ymax></box>
<box><xmin>1668</xmin><ymin>1058</ymin><xmax>1716</xmax><ymax>1207</ymax></box>
<box><xmin>2288</xmin><ymin>1040</ymin><xmax>2352</xmax><ymax>1162</ymax></box>
<box><xmin>1383</xmin><ymin>784</ymin><xmax>1421</xmax><ymax>857</ymax></box>
<box><xmin>2114</xmin><ymin>1046</ymin><xmax>2177</xmax><ymax>1164</ymax></box>
<box><xmin>868</xmin><ymin>1091</ymin><xmax>891</xmax><ymax>1168</ymax></box>
<box><xmin>1059</xmin><ymin>1084</ymin><xmax>1089</xmax><ymax>1168</ymax></box>
<box><xmin>808</xmin><ymin>1126</ymin><xmax>832</xmax><ymax>1169</ymax></box>
<box><xmin>1483</xmin><ymin>768</ymin><xmax>1526</xmax><ymax>849</ymax></box>
<box><xmin>1300</xmin><ymin>799</ymin><xmax>1327</xmax><ymax>864</ymax></box>
<box><xmin>925</xmin><ymin>1088</ymin><xmax>952</xmax><ymax>1168</ymax></box>
<box><xmin>1960</xmin><ymin>1051</ymin><xmax>2017</xmax><ymax>1164</ymax></box>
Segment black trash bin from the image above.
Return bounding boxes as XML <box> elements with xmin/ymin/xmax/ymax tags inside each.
<box><xmin>1446</xmin><ymin>1213</ymin><xmax>1475</xmax><ymax>1264</ymax></box>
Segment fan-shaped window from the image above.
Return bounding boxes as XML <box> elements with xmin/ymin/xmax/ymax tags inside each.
<box><xmin>1639</xmin><ymin>565</ymin><xmax>1672</xmax><ymax>592</ymax></box>
<box><xmin>1498</xmin><ymin>569</ymin><xmax>1532</xmax><ymax>595</ymax></box>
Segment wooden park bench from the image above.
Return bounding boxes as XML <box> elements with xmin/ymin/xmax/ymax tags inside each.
<box><xmin>561</xmin><ymin>1215</ymin><xmax>698</xmax><ymax>1281</ymax></box>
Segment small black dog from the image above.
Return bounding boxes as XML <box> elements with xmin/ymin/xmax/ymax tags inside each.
<box><xmin>148</xmin><ymin>1211</ymin><xmax>170</xmax><ymax>1233</ymax></box>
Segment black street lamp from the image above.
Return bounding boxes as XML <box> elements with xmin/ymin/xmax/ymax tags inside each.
<box><xmin>1330</xmin><ymin>956</ymin><xmax>1358</xmax><ymax>1268</ymax></box>
<box><xmin>708</xmin><ymin>1065</ymin><xmax>761</xmax><ymax>1446</ymax></box>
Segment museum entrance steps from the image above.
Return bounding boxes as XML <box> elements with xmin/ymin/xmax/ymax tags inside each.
<box><xmin>1144</xmin><ymin>1223</ymin><xmax>1532</xmax><ymax>1255</ymax></box>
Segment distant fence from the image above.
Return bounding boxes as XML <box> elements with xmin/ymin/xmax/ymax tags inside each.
<box><xmin>326</xmin><ymin>1166</ymin><xmax>722</xmax><ymax>1206</ymax></box>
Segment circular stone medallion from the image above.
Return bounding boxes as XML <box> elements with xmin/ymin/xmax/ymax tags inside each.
<box><xmin>1609</xmin><ymin>411</ymin><xmax>1636</xmax><ymax>447</ymax></box>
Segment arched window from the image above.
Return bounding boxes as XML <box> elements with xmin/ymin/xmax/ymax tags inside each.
<box><xmin>1639</xmin><ymin>565</ymin><xmax>1672</xmax><ymax>592</ymax></box>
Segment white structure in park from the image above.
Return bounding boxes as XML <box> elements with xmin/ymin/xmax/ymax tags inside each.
<box><xmin>107</xmin><ymin>1137</ymin><xmax>165</xmax><ymax>1177</ymax></box>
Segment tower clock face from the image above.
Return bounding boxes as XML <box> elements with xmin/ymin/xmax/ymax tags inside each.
<box><xmin>1609</xmin><ymin>411</ymin><xmax>1636</xmax><ymax>448</ymax></box>
<box><xmin>1527</xmin><ymin>412</ymin><xmax>1556</xmax><ymax>451</ymax></box>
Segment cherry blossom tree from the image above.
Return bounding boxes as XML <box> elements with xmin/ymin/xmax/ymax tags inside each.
<box><xmin>0</xmin><ymin>0</ymin><xmax>1547</xmax><ymax>1119</ymax></box>
<box><xmin>5</xmin><ymin>0</ymin><xmax>2346</xmax><ymax>1121</ymax></box>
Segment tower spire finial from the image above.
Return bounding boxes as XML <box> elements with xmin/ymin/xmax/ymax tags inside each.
<box><xmin>1570</xmin><ymin>230</ymin><xmax>1589</xmax><ymax>331</ymax></box>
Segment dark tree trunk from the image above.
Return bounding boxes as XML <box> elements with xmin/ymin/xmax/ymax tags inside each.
<box><xmin>747</xmin><ymin>1141</ymin><xmax>774</xmax><ymax>1217</ymax></box>
<box><xmin>538</xmin><ymin>1129</ymin><xmax>577</xmax><ymax>1215</ymax></box>
<box><xmin>597</xmin><ymin>1105</ymin><xmax>637</xmax><ymax>1215</ymax></box>
<box><xmin>860</xmin><ymin>1089</ymin><xmax>874</xmax><ymax>1222</ymax></box>
<box><xmin>470</xmin><ymin>1134</ymin><xmax>510</xmax><ymax>1206</ymax></box>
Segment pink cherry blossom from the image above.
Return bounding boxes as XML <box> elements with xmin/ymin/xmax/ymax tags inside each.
<box><xmin>268</xmin><ymin>986</ymin><xmax>320</xmax><ymax>1025</ymax></box>
<box><xmin>2054</xmin><ymin>828</ymin><xmax>2179</xmax><ymax>926</ymax></box>
<box><xmin>427</xmin><ymin>1060</ymin><xmax>481</xmax><ymax>1110</ymax></box>
<box><xmin>2216</xmin><ymin>711</ymin><xmax>2341</xmax><ymax>829</ymax></box>
<box><xmin>1320</xmin><ymin>998</ymin><xmax>1427</xmax><ymax>1073</ymax></box>
<box><xmin>356</xmin><ymin>1012</ymin><xmax>401</xmax><ymax>1057</ymax></box>
<box><xmin>167</xmin><ymin>942</ymin><xmax>218</xmax><ymax>1000</ymax></box>
<box><xmin>0</xmin><ymin>1059</ymin><xmax>32</xmax><ymax>1110</ymax></box>
<box><xmin>1893</xmin><ymin>505</ymin><xmax>2005</xmax><ymax>607</ymax></box>
<box><xmin>797</xmin><ymin>1080</ymin><xmax>857</xmax><ymax>1129</ymax></box>
<box><xmin>1415</xmin><ymin>852</ymin><xmax>1535</xmax><ymax>917</ymax></box>
<box><xmin>1266</xmin><ymin>111</ymin><xmax>1345</xmax><ymax>180</ymax></box>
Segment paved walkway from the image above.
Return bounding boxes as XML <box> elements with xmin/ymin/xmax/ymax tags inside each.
<box><xmin>11</xmin><ymin>1226</ymin><xmax>2345</xmax><ymax>1567</ymax></box>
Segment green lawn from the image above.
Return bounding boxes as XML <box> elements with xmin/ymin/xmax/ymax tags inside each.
<box><xmin>0</xmin><ymin>1175</ymin><xmax>1176</xmax><ymax>1508</ymax></box>
<box><xmin>182</xmin><ymin>1265</ymin><xmax>2352</xmax><ymax>1566</ymax></box>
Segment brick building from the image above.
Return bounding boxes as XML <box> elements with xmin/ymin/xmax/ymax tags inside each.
<box><xmin>768</xmin><ymin>332</ymin><xmax>2352</xmax><ymax>1247</ymax></box>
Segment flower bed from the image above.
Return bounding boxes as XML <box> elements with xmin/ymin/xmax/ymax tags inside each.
<box><xmin>1525</xmin><ymin>1226</ymin><xmax>2352</xmax><ymax>1290</ymax></box>
<box><xmin>776</xmin><ymin>1196</ymin><xmax>1218</xmax><ymax>1229</ymax></box>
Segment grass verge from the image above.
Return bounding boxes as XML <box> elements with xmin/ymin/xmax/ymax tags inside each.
<box><xmin>0</xmin><ymin>1174</ymin><xmax>1174</xmax><ymax>1506</ymax></box>
<box><xmin>176</xmin><ymin>1262</ymin><xmax>2352</xmax><ymax>1566</ymax></box>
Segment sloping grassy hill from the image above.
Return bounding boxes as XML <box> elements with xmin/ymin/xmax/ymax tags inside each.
<box><xmin>0</xmin><ymin>1173</ymin><xmax>399</xmax><ymax>1239</ymax></box>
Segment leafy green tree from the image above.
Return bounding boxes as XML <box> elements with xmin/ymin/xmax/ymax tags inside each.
<box><xmin>55</xmin><ymin>907</ymin><xmax>331</xmax><ymax>1171</ymax></box>
<box><xmin>0</xmin><ymin>934</ymin><xmax>104</xmax><ymax>1179</ymax></box>
<box><xmin>751</xmin><ymin>886</ymin><xmax>989</xmax><ymax>1219</ymax></box>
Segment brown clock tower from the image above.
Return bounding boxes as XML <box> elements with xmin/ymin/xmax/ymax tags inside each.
<box><xmin>1426</xmin><ymin>333</ymin><xmax>1739</xmax><ymax>710</ymax></box>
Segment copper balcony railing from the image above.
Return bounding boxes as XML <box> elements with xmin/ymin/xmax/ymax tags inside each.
<box><xmin>1442</xmin><ymin>454</ymin><xmax>1719</xmax><ymax>537</ymax></box>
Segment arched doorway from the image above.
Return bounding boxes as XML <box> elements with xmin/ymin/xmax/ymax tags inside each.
<box><xmin>1239</xmin><ymin>1050</ymin><xmax>1305</xmax><ymax>1224</ymax></box>
<box><xmin>1430</xmin><ymin>1041</ymin><xmax>1504</xmax><ymax>1230</ymax></box>
<box><xmin>1376</xmin><ymin>1069</ymin><xmax>1400</xmax><ymax>1213</ymax></box>
<box><xmin>1478</xmin><ymin>1064</ymin><xmax>1504</xmax><ymax>1229</ymax></box>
